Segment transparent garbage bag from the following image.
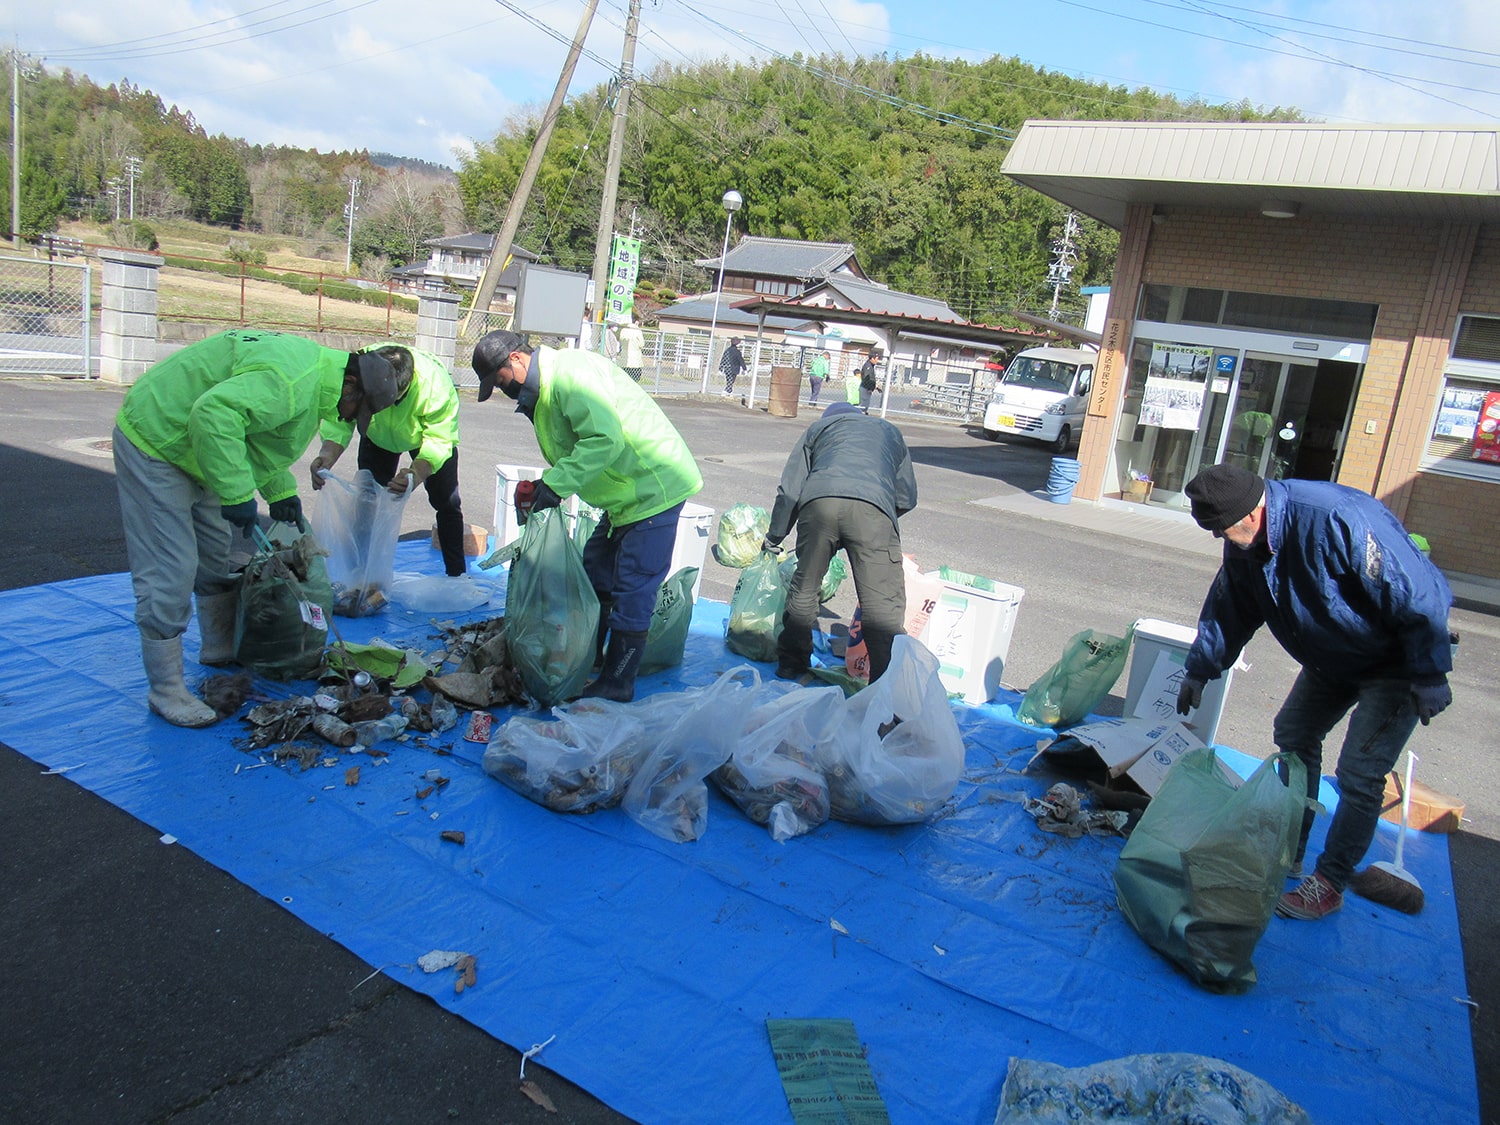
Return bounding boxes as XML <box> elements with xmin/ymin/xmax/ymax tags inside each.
<box><xmin>505</xmin><ymin>507</ymin><xmax>601</xmax><ymax>708</ymax></box>
<box><xmin>1017</xmin><ymin>625</ymin><xmax>1136</xmax><ymax>728</ymax></box>
<box><xmin>312</xmin><ymin>468</ymin><xmax>411</xmax><ymax>616</ymax></box>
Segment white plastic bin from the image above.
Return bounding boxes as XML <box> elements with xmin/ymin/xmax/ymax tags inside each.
<box><xmin>917</xmin><ymin>572</ymin><xmax>1025</xmax><ymax>705</ymax></box>
<box><xmin>1124</xmin><ymin>618</ymin><xmax>1236</xmax><ymax>747</ymax></box>
<box><xmin>493</xmin><ymin>463</ymin><xmax>547</xmax><ymax>549</ymax></box>
<box><xmin>672</xmin><ymin>502</ymin><xmax>714</xmax><ymax>600</ymax></box>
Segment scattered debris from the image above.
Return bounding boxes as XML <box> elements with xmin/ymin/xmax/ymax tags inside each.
<box><xmin>518</xmin><ymin>1080</ymin><xmax>557</xmax><ymax>1113</ymax></box>
<box><xmin>344</xmin><ymin>765</ymin><xmax>360</xmax><ymax>787</ymax></box>
<box><xmin>440</xmin><ymin>830</ymin><xmax>466</xmax><ymax>845</ymax></box>
<box><xmin>454</xmin><ymin>953</ymin><xmax>477</xmax><ymax>993</ymax></box>
<box><xmin>418</xmin><ymin>949</ymin><xmax>466</xmax><ymax>973</ymax></box>
<box><xmin>1024</xmin><ymin>781</ymin><xmax>1129</xmax><ymax>838</ymax></box>
<box><xmin>201</xmin><ymin>672</ymin><xmax>256</xmax><ymax>718</ymax></box>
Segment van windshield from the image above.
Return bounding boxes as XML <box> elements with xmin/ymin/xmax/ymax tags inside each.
<box><xmin>1003</xmin><ymin>357</ymin><xmax>1076</xmax><ymax>393</ymax></box>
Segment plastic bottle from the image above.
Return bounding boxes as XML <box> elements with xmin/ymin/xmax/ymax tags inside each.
<box><xmin>352</xmin><ymin>714</ymin><xmax>408</xmax><ymax>746</ymax></box>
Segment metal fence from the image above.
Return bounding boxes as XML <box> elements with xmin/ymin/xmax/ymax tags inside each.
<box><xmin>450</xmin><ymin>317</ymin><xmax>995</xmax><ymax>426</ymax></box>
<box><xmin>0</xmin><ymin>253</ymin><xmax>92</xmax><ymax>376</ymax></box>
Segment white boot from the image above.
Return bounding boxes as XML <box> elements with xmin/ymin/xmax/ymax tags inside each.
<box><xmin>195</xmin><ymin>591</ymin><xmax>240</xmax><ymax>666</ymax></box>
<box><xmin>142</xmin><ymin>635</ymin><xmax>218</xmax><ymax>728</ymax></box>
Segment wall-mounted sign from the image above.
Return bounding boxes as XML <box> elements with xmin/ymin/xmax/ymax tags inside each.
<box><xmin>1140</xmin><ymin>343</ymin><xmax>1211</xmax><ymax>430</ymax></box>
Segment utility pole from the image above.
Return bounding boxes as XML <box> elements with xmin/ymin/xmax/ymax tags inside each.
<box><xmin>588</xmin><ymin>0</ymin><xmax>641</xmax><ymax>329</ymax></box>
<box><xmin>1046</xmin><ymin>210</ymin><xmax>1080</xmax><ymax>321</ymax></box>
<box><xmin>344</xmin><ymin>178</ymin><xmax>360</xmax><ymax>272</ymax></box>
<box><xmin>464</xmin><ymin>0</ymin><xmax>600</xmax><ymax>334</ymax></box>
<box><xmin>107</xmin><ymin>178</ymin><xmax>122</xmax><ymax>222</ymax></box>
<box><xmin>125</xmin><ymin>155</ymin><xmax>143</xmax><ymax>219</ymax></box>
<box><xmin>10</xmin><ymin>43</ymin><xmax>20</xmax><ymax>246</ymax></box>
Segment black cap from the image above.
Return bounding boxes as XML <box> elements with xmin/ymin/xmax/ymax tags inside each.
<box><xmin>1185</xmin><ymin>464</ymin><xmax>1266</xmax><ymax>531</ymax></box>
<box><xmin>355</xmin><ymin>352</ymin><xmax>402</xmax><ymax>412</ymax></box>
<box><xmin>472</xmin><ymin>330</ymin><xmax>525</xmax><ymax>402</ymax></box>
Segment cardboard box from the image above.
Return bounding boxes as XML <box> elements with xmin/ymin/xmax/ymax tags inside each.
<box><xmin>1381</xmin><ymin>773</ymin><xmax>1465</xmax><ymax>833</ymax></box>
<box><xmin>916</xmin><ymin>570</ymin><xmax>1024</xmax><ymax>705</ymax></box>
<box><xmin>431</xmin><ymin>523</ymin><xmax>490</xmax><ymax>557</ymax></box>
<box><xmin>1051</xmin><ymin>717</ymin><xmax>1240</xmax><ymax>797</ymax></box>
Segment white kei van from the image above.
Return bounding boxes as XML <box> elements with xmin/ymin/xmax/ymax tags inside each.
<box><xmin>980</xmin><ymin>345</ymin><xmax>1096</xmax><ymax>453</ymax></box>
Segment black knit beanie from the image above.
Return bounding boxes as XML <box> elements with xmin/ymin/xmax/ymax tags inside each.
<box><xmin>1185</xmin><ymin>464</ymin><xmax>1265</xmax><ymax>531</ymax></box>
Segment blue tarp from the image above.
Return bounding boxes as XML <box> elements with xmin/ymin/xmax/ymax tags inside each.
<box><xmin>0</xmin><ymin>541</ymin><xmax>1477</xmax><ymax>1124</ymax></box>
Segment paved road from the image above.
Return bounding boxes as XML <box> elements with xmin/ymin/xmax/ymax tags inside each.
<box><xmin>2</xmin><ymin>377</ymin><xmax>1494</xmax><ymax>1123</ymax></box>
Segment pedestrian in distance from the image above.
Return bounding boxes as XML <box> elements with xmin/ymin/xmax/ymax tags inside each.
<box><xmin>808</xmin><ymin>350</ymin><xmax>830</xmax><ymax>406</ymax></box>
<box><xmin>858</xmin><ymin>348</ymin><xmax>882</xmax><ymax>413</ymax></box>
<box><xmin>113</xmin><ymin>328</ymin><xmax>409</xmax><ymax>728</ymax></box>
<box><xmin>308</xmin><ymin>342</ymin><xmax>469</xmax><ymax>578</ymax></box>
<box><xmin>762</xmin><ymin>401</ymin><xmax>918</xmax><ymax>684</ymax></box>
<box><xmin>618</xmin><ymin>320</ymin><xmax>646</xmax><ymax>383</ymax></box>
<box><xmin>720</xmin><ymin>337</ymin><xmax>747</xmax><ymax>396</ymax></box>
<box><xmin>1175</xmin><ymin>463</ymin><xmax>1455</xmax><ymax>922</ymax></box>
<box><xmin>472</xmin><ymin>330</ymin><xmax>703</xmax><ymax>702</ymax></box>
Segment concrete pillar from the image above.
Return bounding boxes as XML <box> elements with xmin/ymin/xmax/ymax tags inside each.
<box><xmin>416</xmin><ymin>292</ymin><xmax>461</xmax><ymax>375</ymax></box>
<box><xmin>98</xmin><ymin>248</ymin><xmax>163</xmax><ymax>385</ymax></box>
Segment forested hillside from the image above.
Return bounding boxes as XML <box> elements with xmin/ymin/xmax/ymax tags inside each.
<box><xmin>3</xmin><ymin>53</ymin><xmax>1297</xmax><ymax>321</ymax></box>
<box><xmin>458</xmin><ymin>53</ymin><xmax>1297</xmax><ymax>323</ymax></box>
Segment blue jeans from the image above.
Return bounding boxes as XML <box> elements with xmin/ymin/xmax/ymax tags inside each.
<box><xmin>582</xmin><ymin>503</ymin><xmax>685</xmax><ymax>633</ymax></box>
<box><xmin>1273</xmin><ymin>668</ymin><xmax>1418</xmax><ymax>891</ymax></box>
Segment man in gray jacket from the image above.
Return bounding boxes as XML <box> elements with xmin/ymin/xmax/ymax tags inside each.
<box><xmin>762</xmin><ymin>402</ymin><xmax>918</xmax><ymax>683</ymax></box>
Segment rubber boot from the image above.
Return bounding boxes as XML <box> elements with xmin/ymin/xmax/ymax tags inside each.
<box><xmin>864</xmin><ymin>626</ymin><xmax>896</xmax><ymax>684</ymax></box>
<box><xmin>142</xmin><ymin>635</ymin><xmax>218</xmax><ymax>728</ymax></box>
<box><xmin>582</xmin><ymin>630</ymin><xmax>648</xmax><ymax>703</ymax></box>
<box><xmin>592</xmin><ymin>598</ymin><xmax>614</xmax><ymax>672</ymax></box>
<box><xmin>195</xmin><ymin>591</ymin><xmax>240</xmax><ymax>666</ymax></box>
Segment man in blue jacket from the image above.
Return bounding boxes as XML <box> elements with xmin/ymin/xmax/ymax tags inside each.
<box><xmin>762</xmin><ymin>402</ymin><xmax>918</xmax><ymax>684</ymax></box>
<box><xmin>1176</xmin><ymin>464</ymin><xmax>1454</xmax><ymax>922</ymax></box>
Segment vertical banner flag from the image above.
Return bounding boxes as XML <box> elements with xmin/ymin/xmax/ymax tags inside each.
<box><xmin>606</xmin><ymin>235</ymin><xmax>642</xmax><ymax>325</ymax></box>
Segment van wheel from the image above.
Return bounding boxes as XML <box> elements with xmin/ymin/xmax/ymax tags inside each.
<box><xmin>1050</xmin><ymin>425</ymin><xmax>1072</xmax><ymax>454</ymax></box>
<box><xmin>982</xmin><ymin>428</ymin><xmax>1001</xmax><ymax>442</ymax></box>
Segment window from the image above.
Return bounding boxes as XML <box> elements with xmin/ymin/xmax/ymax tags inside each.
<box><xmin>1138</xmin><ymin>284</ymin><xmax>1377</xmax><ymax>340</ymax></box>
<box><xmin>1424</xmin><ymin>315</ymin><xmax>1500</xmax><ymax>479</ymax></box>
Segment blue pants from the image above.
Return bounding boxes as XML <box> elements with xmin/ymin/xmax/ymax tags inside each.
<box><xmin>1273</xmin><ymin>668</ymin><xmax>1419</xmax><ymax>891</ymax></box>
<box><xmin>582</xmin><ymin>503</ymin><xmax>685</xmax><ymax>633</ymax></box>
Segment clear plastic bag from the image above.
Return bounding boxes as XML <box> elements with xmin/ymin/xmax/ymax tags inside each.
<box><xmin>818</xmin><ymin>635</ymin><xmax>965</xmax><ymax>824</ymax></box>
<box><xmin>1114</xmin><ymin>749</ymin><xmax>1306</xmax><ymax>993</ymax></box>
<box><xmin>725</xmin><ymin>552</ymin><xmax>785</xmax><ymax>662</ymax></box>
<box><xmin>505</xmin><ymin>507</ymin><xmax>601</xmax><ymax>708</ymax></box>
<box><xmin>389</xmin><ymin>572</ymin><xmax>497</xmax><ymax>613</ymax></box>
<box><xmin>483</xmin><ymin>699</ymin><xmax>648</xmax><ymax>812</ymax></box>
<box><xmin>1017</xmin><ymin>625</ymin><xmax>1135</xmax><ymax>728</ymax></box>
<box><xmin>712</xmin><ymin>681</ymin><xmax>842</xmax><ymax>841</ymax></box>
<box><xmin>312</xmin><ymin>469</ymin><xmax>411</xmax><ymax>616</ymax></box>
<box><xmin>622</xmin><ymin>668</ymin><xmax>759</xmax><ymax>842</ymax></box>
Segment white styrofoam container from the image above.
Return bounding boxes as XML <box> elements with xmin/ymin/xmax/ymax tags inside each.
<box><xmin>917</xmin><ymin>573</ymin><xmax>1025</xmax><ymax>705</ymax></box>
<box><xmin>1123</xmin><ymin>617</ymin><xmax>1236</xmax><ymax>747</ymax></box>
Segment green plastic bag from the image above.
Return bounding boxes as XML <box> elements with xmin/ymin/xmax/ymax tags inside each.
<box><xmin>641</xmin><ymin>567</ymin><xmax>698</xmax><ymax>675</ymax></box>
<box><xmin>1114</xmin><ymin>749</ymin><xmax>1306</xmax><ymax>993</ymax></box>
<box><xmin>714</xmin><ymin>503</ymin><xmax>770</xmax><ymax>569</ymax></box>
<box><xmin>1017</xmin><ymin>625</ymin><xmax>1135</xmax><ymax>728</ymax></box>
<box><xmin>505</xmin><ymin>508</ymin><xmax>601</xmax><ymax>708</ymax></box>
<box><xmin>776</xmin><ymin>550</ymin><xmax>848</xmax><ymax>603</ymax></box>
<box><xmin>234</xmin><ymin>525</ymin><xmax>335</xmax><ymax>681</ymax></box>
<box><xmin>725</xmin><ymin>552</ymin><xmax>786</xmax><ymax>662</ymax></box>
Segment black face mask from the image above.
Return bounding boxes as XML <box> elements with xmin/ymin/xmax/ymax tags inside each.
<box><xmin>501</xmin><ymin>378</ymin><xmax>522</xmax><ymax>400</ymax></box>
<box><xmin>513</xmin><ymin>379</ymin><xmax>540</xmax><ymax>420</ymax></box>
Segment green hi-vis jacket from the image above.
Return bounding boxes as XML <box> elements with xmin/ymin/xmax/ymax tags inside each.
<box><xmin>115</xmin><ymin>329</ymin><xmax>350</xmax><ymax>507</ymax></box>
<box><xmin>531</xmin><ymin>346</ymin><xmax>702</xmax><ymax>525</ymax></box>
<box><xmin>320</xmin><ymin>342</ymin><xmax>459</xmax><ymax>470</ymax></box>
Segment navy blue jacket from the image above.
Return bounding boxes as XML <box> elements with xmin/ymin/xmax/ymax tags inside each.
<box><xmin>1184</xmin><ymin>479</ymin><xmax>1452</xmax><ymax>684</ymax></box>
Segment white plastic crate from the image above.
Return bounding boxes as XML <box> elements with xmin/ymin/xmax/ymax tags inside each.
<box><xmin>917</xmin><ymin>572</ymin><xmax>1025</xmax><ymax>706</ymax></box>
<box><xmin>1123</xmin><ymin>617</ymin><xmax>1237</xmax><ymax>747</ymax></box>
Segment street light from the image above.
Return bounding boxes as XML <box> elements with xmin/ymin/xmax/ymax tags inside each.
<box><xmin>701</xmin><ymin>189</ymin><xmax>743</xmax><ymax>393</ymax></box>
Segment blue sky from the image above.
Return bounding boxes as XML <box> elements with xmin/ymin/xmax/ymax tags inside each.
<box><xmin>10</xmin><ymin>0</ymin><xmax>1500</xmax><ymax>166</ymax></box>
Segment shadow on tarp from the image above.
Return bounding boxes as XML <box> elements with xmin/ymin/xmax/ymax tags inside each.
<box><xmin>0</xmin><ymin>541</ymin><xmax>1476</xmax><ymax>1125</ymax></box>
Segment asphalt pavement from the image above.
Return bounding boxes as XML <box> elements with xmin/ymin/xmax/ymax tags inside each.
<box><xmin>2</xmin><ymin>376</ymin><xmax>1495</xmax><ymax>1124</ymax></box>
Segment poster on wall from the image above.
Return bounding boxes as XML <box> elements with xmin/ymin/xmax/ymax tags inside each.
<box><xmin>1140</xmin><ymin>344</ymin><xmax>1211</xmax><ymax>429</ymax></box>
<box><xmin>1472</xmin><ymin>390</ymin><xmax>1500</xmax><ymax>463</ymax></box>
<box><xmin>1435</xmin><ymin>387</ymin><xmax>1485</xmax><ymax>441</ymax></box>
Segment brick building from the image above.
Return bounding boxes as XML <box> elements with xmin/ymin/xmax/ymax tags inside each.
<box><xmin>1003</xmin><ymin>121</ymin><xmax>1500</xmax><ymax>587</ymax></box>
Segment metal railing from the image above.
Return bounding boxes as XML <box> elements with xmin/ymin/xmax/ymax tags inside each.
<box><xmin>0</xmin><ymin>253</ymin><xmax>91</xmax><ymax>377</ymax></box>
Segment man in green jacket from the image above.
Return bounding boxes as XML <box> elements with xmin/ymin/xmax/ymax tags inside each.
<box><xmin>308</xmin><ymin>342</ymin><xmax>468</xmax><ymax>577</ymax></box>
<box><xmin>472</xmin><ymin>329</ymin><xmax>703</xmax><ymax>702</ymax></box>
<box><xmin>113</xmin><ymin>328</ymin><xmax>407</xmax><ymax>728</ymax></box>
